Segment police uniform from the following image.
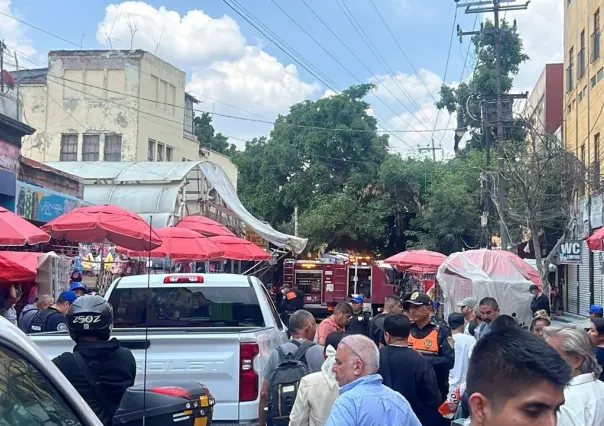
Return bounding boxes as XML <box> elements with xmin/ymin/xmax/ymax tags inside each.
<box><xmin>405</xmin><ymin>292</ymin><xmax>455</xmax><ymax>403</ymax></box>
<box><xmin>347</xmin><ymin>310</ymin><xmax>372</xmax><ymax>336</ymax></box>
<box><xmin>28</xmin><ymin>307</ymin><xmax>68</xmax><ymax>333</ymax></box>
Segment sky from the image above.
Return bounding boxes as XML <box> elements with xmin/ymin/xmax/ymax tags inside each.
<box><xmin>0</xmin><ymin>0</ymin><xmax>563</xmax><ymax>155</ymax></box>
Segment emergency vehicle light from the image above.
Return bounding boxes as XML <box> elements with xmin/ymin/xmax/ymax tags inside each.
<box><xmin>300</xmin><ymin>263</ymin><xmax>316</xmax><ymax>268</ymax></box>
<box><xmin>163</xmin><ymin>276</ymin><xmax>204</xmax><ymax>284</ymax></box>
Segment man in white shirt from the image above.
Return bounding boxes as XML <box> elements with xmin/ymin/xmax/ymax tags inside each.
<box><xmin>544</xmin><ymin>325</ymin><xmax>604</xmax><ymax>426</ymax></box>
<box><xmin>447</xmin><ymin>313</ymin><xmax>476</xmax><ymax>398</ymax></box>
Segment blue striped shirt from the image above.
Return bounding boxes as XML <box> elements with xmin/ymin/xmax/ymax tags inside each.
<box><xmin>324</xmin><ymin>374</ymin><xmax>421</xmax><ymax>426</ymax></box>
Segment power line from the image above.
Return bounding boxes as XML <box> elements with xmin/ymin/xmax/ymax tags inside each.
<box><xmin>335</xmin><ymin>0</ymin><xmax>433</xmax><ymax>128</ymax></box>
<box><xmin>267</xmin><ymin>0</ymin><xmax>419</xmax><ymax>147</ymax></box>
<box><xmin>9</xmin><ymin>45</ymin><xmax>462</xmax><ymax>136</ymax></box>
<box><xmin>0</xmin><ymin>10</ymin><xmax>83</xmax><ymax>48</ymax></box>
<box><xmin>367</xmin><ymin>0</ymin><xmax>436</xmax><ymax>103</ymax></box>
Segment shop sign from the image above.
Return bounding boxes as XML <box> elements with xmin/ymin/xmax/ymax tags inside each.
<box><xmin>558</xmin><ymin>240</ymin><xmax>582</xmax><ymax>265</ymax></box>
<box><xmin>15</xmin><ymin>181</ymin><xmax>88</xmax><ymax>222</ymax></box>
<box><xmin>245</xmin><ymin>228</ymin><xmax>269</xmax><ymax>248</ymax></box>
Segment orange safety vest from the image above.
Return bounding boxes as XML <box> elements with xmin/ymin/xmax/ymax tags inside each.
<box><xmin>408</xmin><ymin>328</ymin><xmax>439</xmax><ymax>354</ymax></box>
<box><xmin>286</xmin><ymin>291</ymin><xmax>298</xmax><ymax>300</ymax></box>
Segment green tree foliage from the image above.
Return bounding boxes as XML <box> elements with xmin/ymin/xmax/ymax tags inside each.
<box><xmin>436</xmin><ymin>19</ymin><xmax>529</xmax><ymax>153</ymax></box>
<box><xmin>194</xmin><ymin>112</ymin><xmax>237</xmax><ymax>156</ymax></box>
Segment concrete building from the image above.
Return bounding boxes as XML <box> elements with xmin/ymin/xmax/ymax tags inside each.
<box><xmin>14</xmin><ymin>50</ymin><xmax>238</xmax><ymax>189</ymax></box>
<box><xmin>564</xmin><ymin>1</ymin><xmax>604</xmax><ymax>316</ymax></box>
<box><xmin>526</xmin><ymin>63</ymin><xmax>563</xmax><ymax>135</ymax></box>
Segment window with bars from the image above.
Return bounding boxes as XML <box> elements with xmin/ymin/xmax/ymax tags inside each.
<box><xmin>82</xmin><ymin>134</ymin><xmax>100</xmax><ymax>161</ymax></box>
<box><xmin>166</xmin><ymin>146</ymin><xmax>173</xmax><ymax>161</ymax></box>
<box><xmin>148</xmin><ymin>139</ymin><xmax>156</xmax><ymax>161</ymax></box>
<box><xmin>157</xmin><ymin>143</ymin><xmax>165</xmax><ymax>162</ymax></box>
<box><xmin>60</xmin><ymin>134</ymin><xmax>78</xmax><ymax>161</ymax></box>
<box><xmin>104</xmin><ymin>134</ymin><xmax>122</xmax><ymax>162</ymax></box>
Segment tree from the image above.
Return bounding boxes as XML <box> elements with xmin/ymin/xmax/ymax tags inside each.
<box><xmin>194</xmin><ymin>112</ymin><xmax>237</xmax><ymax>156</ymax></box>
<box><xmin>436</xmin><ymin>19</ymin><xmax>529</xmax><ymax>154</ymax></box>
<box><xmin>489</xmin><ymin>124</ymin><xmax>585</xmax><ymax>292</ymax></box>
<box><xmin>407</xmin><ymin>151</ymin><xmax>486</xmax><ymax>254</ymax></box>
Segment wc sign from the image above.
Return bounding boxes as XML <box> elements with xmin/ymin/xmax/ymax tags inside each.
<box><xmin>558</xmin><ymin>240</ymin><xmax>583</xmax><ymax>265</ymax></box>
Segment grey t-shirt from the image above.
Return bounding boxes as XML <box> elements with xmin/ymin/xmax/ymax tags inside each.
<box><xmin>262</xmin><ymin>339</ymin><xmax>324</xmax><ymax>378</ymax></box>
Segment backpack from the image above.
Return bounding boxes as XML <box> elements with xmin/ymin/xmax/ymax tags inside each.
<box><xmin>267</xmin><ymin>340</ymin><xmax>315</xmax><ymax>425</ymax></box>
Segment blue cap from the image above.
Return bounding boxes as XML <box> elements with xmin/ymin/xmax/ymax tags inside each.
<box><xmin>590</xmin><ymin>305</ymin><xmax>603</xmax><ymax>315</ymax></box>
<box><xmin>69</xmin><ymin>282</ymin><xmax>89</xmax><ymax>293</ymax></box>
<box><xmin>351</xmin><ymin>294</ymin><xmax>365</xmax><ymax>303</ymax></box>
<box><xmin>59</xmin><ymin>291</ymin><xmax>78</xmax><ymax>304</ymax></box>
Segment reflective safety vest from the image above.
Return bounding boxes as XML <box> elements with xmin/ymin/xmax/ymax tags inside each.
<box><xmin>408</xmin><ymin>328</ymin><xmax>439</xmax><ymax>355</ymax></box>
<box><xmin>285</xmin><ymin>291</ymin><xmax>297</xmax><ymax>301</ymax></box>
<box><xmin>28</xmin><ymin>308</ymin><xmax>62</xmax><ymax>334</ymax></box>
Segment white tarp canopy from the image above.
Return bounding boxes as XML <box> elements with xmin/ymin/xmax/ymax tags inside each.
<box><xmin>436</xmin><ymin>249</ymin><xmax>534</xmax><ymax>327</ymax></box>
<box><xmin>199</xmin><ymin>162</ymin><xmax>308</xmax><ymax>254</ymax></box>
<box><xmin>47</xmin><ymin>161</ymin><xmax>308</xmax><ymax>254</ymax></box>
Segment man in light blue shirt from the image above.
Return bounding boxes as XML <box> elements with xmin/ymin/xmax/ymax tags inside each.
<box><xmin>325</xmin><ymin>334</ymin><xmax>421</xmax><ymax>426</ymax></box>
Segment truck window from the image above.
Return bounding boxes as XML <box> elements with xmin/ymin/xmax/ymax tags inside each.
<box><xmin>258</xmin><ymin>282</ymin><xmax>284</xmax><ymax>331</ymax></box>
<box><xmin>0</xmin><ymin>345</ymin><xmax>83</xmax><ymax>425</ymax></box>
<box><xmin>108</xmin><ymin>286</ymin><xmax>266</xmax><ymax>328</ymax></box>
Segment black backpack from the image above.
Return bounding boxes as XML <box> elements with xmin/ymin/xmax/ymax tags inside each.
<box><xmin>267</xmin><ymin>340</ymin><xmax>315</xmax><ymax>425</ymax></box>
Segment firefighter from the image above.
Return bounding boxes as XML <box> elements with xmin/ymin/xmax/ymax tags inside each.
<box><xmin>279</xmin><ymin>284</ymin><xmax>304</xmax><ymax>329</ymax></box>
<box><xmin>403</xmin><ymin>291</ymin><xmax>455</xmax><ymax>403</ymax></box>
<box><xmin>346</xmin><ymin>294</ymin><xmax>371</xmax><ymax>336</ymax></box>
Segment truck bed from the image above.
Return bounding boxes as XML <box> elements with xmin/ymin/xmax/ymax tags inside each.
<box><xmin>29</xmin><ymin>326</ymin><xmax>282</xmax><ymax>424</ymax></box>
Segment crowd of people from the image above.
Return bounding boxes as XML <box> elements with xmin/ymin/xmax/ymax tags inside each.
<box><xmin>261</xmin><ymin>286</ymin><xmax>604</xmax><ymax>426</ymax></box>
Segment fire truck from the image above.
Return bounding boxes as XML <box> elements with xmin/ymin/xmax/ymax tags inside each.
<box><xmin>282</xmin><ymin>255</ymin><xmax>396</xmax><ymax>317</ymax></box>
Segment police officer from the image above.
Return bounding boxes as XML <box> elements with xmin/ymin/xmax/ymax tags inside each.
<box><xmin>347</xmin><ymin>294</ymin><xmax>371</xmax><ymax>336</ymax></box>
<box><xmin>403</xmin><ymin>291</ymin><xmax>455</xmax><ymax>403</ymax></box>
<box><xmin>28</xmin><ymin>291</ymin><xmax>77</xmax><ymax>333</ymax></box>
<box><xmin>53</xmin><ymin>295</ymin><xmax>136</xmax><ymax>426</ymax></box>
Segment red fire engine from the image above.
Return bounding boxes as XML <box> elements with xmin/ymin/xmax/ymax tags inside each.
<box><xmin>282</xmin><ymin>255</ymin><xmax>396</xmax><ymax>316</ymax></box>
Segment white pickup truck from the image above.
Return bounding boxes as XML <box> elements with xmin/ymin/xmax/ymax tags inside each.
<box><xmin>29</xmin><ymin>273</ymin><xmax>288</xmax><ymax>426</ymax></box>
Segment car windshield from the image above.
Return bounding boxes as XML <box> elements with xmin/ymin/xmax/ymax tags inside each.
<box><xmin>108</xmin><ymin>285</ymin><xmax>265</xmax><ymax>328</ymax></box>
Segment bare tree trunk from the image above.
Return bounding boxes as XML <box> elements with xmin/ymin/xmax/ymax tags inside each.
<box><xmin>529</xmin><ymin>223</ymin><xmax>548</xmax><ymax>293</ymax></box>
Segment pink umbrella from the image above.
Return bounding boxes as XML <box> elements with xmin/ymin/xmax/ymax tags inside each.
<box><xmin>0</xmin><ymin>206</ymin><xmax>50</xmax><ymax>246</ymax></box>
<box><xmin>587</xmin><ymin>228</ymin><xmax>604</xmax><ymax>251</ymax></box>
<box><xmin>175</xmin><ymin>215</ymin><xmax>236</xmax><ymax>237</ymax></box>
<box><xmin>384</xmin><ymin>249</ymin><xmax>447</xmax><ymax>269</ymax></box>
<box><xmin>499</xmin><ymin>250</ymin><xmax>541</xmax><ymax>286</ymax></box>
<box><xmin>117</xmin><ymin>227</ymin><xmax>224</xmax><ymax>261</ymax></box>
<box><xmin>41</xmin><ymin>205</ymin><xmax>162</xmax><ymax>251</ymax></box>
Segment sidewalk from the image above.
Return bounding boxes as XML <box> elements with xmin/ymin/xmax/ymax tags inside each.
<box><xmin>553</xmin><ymin>312</ymin><xmax>591</xmax><ymax>329</ymax></box>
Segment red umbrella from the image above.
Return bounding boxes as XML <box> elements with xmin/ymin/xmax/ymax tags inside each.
<box><xmin>175</xmin><ymin>215</ymin><xmax>236</xmax><ymax>237</ymax></box>
<box><xmin>384</xmin><ymin>249</ymin><xmax>447</xmax><ymax>269</ymax></box>
<box><xmin>209</xmin><ymin>235</ymin><xmax>271</xmax><ymax>261</ymax></box>
<box><xmin>0</xmin><ymin>206</ymin><xmax>50</xmax><ymax>246</ymax></box>
<box><xmin>117</xmin><ymin>227</ymin><xmax>224</xmax><ymax>261</ymax></box>
<box><xmin>41</xmin><ymin>205</ymin><xmax>162</xmax><ymax>251</ymax></box>
<box><xmin>0</xmin><ymin>252</ymin><xmax>43</xmax><ymax>284</ymax></box>
<box><xmin>587</xmin><ymin>228</ymin><xmax>604</xmax><ymax>251</ymax></box>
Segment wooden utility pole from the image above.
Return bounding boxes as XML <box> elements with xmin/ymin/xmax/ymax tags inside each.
<box><xmin>455</xmin><ymin>0</ymin><xmax>529</xmax><ymax>250</ymax></box>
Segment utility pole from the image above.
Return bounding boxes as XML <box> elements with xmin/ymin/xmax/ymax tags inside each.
<box><xmin>456</xmin><ymin>0</ymin><xmax>529</xmax><ymax>250</ymax></box>
<box><xmin>418</xmin><ymin>142</ymin><xmax>443</xmax><ymax>161</ymax></box>
<box><xmin>0</xmin><ymin>40</ymin><xmax>5</xmax><ymax>93</ymax></box>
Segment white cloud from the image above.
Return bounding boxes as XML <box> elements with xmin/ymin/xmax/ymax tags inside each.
<box><xmin>96</xmin><ymin>2</ymin><xmax>320</xmax><ymax>148</ymax></box>
<box><xmin>506</xmin><ymin>0</ymin><xmax>564</xmax><ymax>92</ymax></box>
<box><xmin>0</xmin><ymin>0</ymin><xmax>36</xmax><ymax>63</ymax></box>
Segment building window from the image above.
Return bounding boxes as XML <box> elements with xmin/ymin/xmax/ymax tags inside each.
<box><xmin>592</xmin><ymin>75</ymin><xmax>597</xmax><ymax>88</ymax></box>
<box><xmin>157</xmin><ymin>142</ymin><xmax>165</xmax><ymax>162</ymax></box>
<box><xmin>82</xmin><ymin>134</ymin><xmax>100</xmax><ymax>161</ymax></box>
<box><xmin>579</xmin><ymin>91</ymin><xmax>583</xmax><ymax>102</ymax></box>
<box><xmin>166</xmin><ymin>146</ymin><xmax>173</xmax><ymax>161</ymax></box>
<box><xmin>598</xmin><ymin>68</ymin><xmax>604</xmax><ymax>82</ymax></box>
<box><xmin>593</xmin><ymin>9</ymin><xmax>601</xmax><ymax>62</ymax></box>
<box><xmin>581</xmin><ymin>144</ymin><xmax>586</xmax><ymax>196</ymax></box>
<box><xmin>568</xmin><ymin>47</ymin><xmax>575</xmax><ymax>92</ymax></box>
<box><xmin>567</xmin><ymin>103</ymin><xmax>572</xmax><ymax>114</ymax></box>
<box><xmin>59</xmin><ymin>134</ymin><xmax>78</xmax><ymax>161</ymax></box>
<box><xmin>579</xmin><ymin>30</ymin><xmax>586</xmax><ymax>78</ymax></box>
<box><xmin>148</xmin><ymin>139</ymin><xmax>156</xmax><ymax>161</ymax></box>
<box><xmin>104</xmin><ymin>134</ymin><xmax>122</xmax><ymax>162</ymax></box>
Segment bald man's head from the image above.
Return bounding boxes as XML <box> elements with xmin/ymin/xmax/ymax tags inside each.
<box><xmin>333</xmin><ymin>334</ymin><xmax>380</xmax><ymax>386</ymax></box>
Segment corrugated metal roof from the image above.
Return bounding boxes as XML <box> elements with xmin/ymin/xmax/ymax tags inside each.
<box><xmin>12</xmin><ymin>68</ymin><xmax>48</xmax><ymax>85</ymax></box>
<box><xmin>46</xmin><ymin>161</ymin><xmax>205</xmax><ymax>183</ymax></box>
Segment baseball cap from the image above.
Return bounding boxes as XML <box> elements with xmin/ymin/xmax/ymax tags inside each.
<box><xmin>403</xmin><ymin>292</ymin><xmax>432</xmax><ymax>306</ymax></box>
<box><xmin>448</xmin><ymin>312</ymin><xmax>465</xmax><ymax>329</ymax></box>
<box><xmin>59</xmin><ymin>291</ymin><xmax>78</xmax><ymax>304</ymax></box>
<box><xmin>69</xmin><ymin>282</ymin><xmax>89</xmax><ymax>293</ymax></box>
<box><xmin>590</xmin><ymin>304</ymin><xmax>603</xmax><ymax>315</ymax></box>
<box><xmin>351</xmin><ymin>294</ymin><xmax>365</xmax><ymax>303</ymax></box>
<box><xmin>456</xmin><ymin>297</ymin><xmax>477</xmax><ymax>309</ymax></box>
